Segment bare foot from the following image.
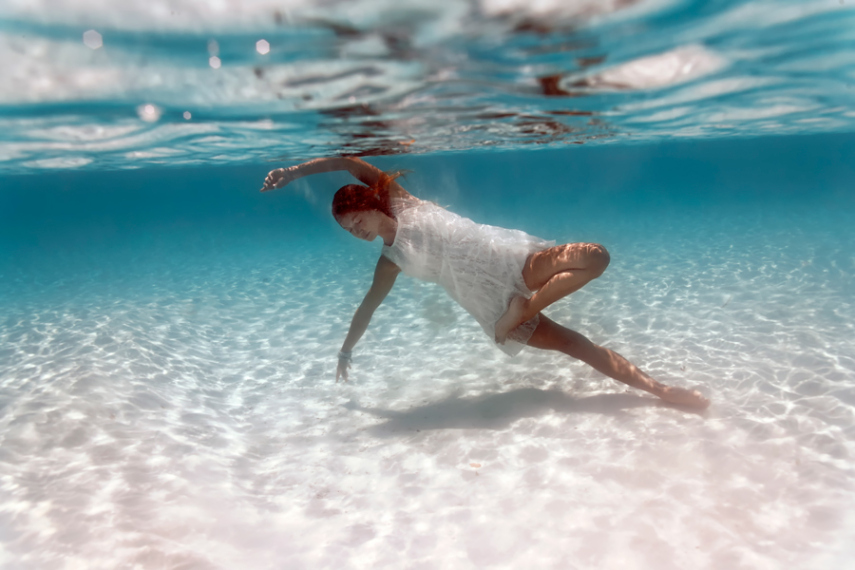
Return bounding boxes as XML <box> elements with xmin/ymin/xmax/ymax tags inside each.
<box><xmin>658</xmin><ymin>386</ymin><xmax>710</xmax><ymax>410</ymax></box>
<box><xmin>495</xmin><ymin>296</ymin><xmax>529</xmax><ymax>344</ymax></box>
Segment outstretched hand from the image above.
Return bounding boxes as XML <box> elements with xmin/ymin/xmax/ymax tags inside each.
<box><xmin>260</xmin><ymin>167</ymin><xmax>296</xmax><ymax>192</ymax></box>
<box><xmin>336</xmin><ymin>358</ymin><xmax>351</xmax><ymax>383</ymax></box>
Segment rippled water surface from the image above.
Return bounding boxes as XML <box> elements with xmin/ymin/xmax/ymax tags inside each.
<box><xmin>2</xmin><ymin>0</ymin><xmax>855</xmax><ymax>172</ymax></box>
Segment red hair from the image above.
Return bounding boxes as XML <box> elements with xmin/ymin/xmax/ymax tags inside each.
<box><xmin>331</xmin><ymin>171</ymin><xmax>402</xmax><ymax>221</ymax></box>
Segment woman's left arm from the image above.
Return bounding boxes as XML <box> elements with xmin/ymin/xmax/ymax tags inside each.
<box><xmin>336</xmin><ymin>255</ymin><xmax>401</xmax><ymax>382</ymax></box>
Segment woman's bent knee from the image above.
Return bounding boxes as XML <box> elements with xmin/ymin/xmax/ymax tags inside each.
<box><xmin>588</xmin><ymin>243</ymin><xmax>610</xmax><ymax>277</ymax></box>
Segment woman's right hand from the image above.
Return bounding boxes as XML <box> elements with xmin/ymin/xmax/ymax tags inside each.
<box><xmin>260</xmin><ymin>167</ymin><xmax>296</xmax><ymax>192</ymax></box>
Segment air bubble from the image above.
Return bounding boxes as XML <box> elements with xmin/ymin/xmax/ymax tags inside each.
<box><xmin>137</xmin><ymin>103</ymin><xmax>162</xmax><ymax>122</ymax></box>
<box><xmin>83</xmin><ymin>30</ymin><xmax>102</xmax><ymax>50</ymax></box>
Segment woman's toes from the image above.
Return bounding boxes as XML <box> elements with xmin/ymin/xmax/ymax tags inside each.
<box><xmin>660</xmin><ymin>386</ymin><xmax>710</xmax><ymax>409</ymax></box>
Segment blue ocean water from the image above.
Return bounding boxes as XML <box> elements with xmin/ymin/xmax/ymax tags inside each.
<box><xmin>2</xmin><ymin>1</ymin><xmax>855</xmax><ymax>569</ymax></box>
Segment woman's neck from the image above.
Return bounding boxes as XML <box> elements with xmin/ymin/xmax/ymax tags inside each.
<box><xmin>381</xmin><ymin>216</ymin><xmax>397</xmax><ymax>246</ymax></box>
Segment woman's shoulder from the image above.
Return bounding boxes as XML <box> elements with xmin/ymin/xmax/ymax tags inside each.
<box><xmin>391</xmin><ymin>195</ymin><xmax>430</xmax><ymax>215</ymax></box>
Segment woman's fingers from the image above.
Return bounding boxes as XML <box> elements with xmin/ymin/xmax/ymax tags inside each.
<box><xmin>336</xmin><ymin>360</ymin><xmax>350</xmax><ymax>383</ymax></box>
<box><xmin>260</xmin><ymin>175</ymin><xmax>273</xmax><ymax>192</ymax></box>
<box><xmin>260</xmin><ymin>169</ymin><xmax>286</xmax><ymax>192</ymax></box>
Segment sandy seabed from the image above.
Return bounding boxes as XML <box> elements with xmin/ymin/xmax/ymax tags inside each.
<box><xmin>1</xmin><ymin>208</ymin><xmax>854</xmax><ymax>569</ymax></box>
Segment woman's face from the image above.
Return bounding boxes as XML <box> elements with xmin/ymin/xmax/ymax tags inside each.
<box><xmin>337</xmin><ymin>210</ymin><xmax>384</xmax><ymax>242</ymax></box>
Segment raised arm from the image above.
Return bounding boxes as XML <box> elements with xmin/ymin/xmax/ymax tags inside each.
<box><xmin>336</xmin><ymin>255</ymin><xmax>401</xmax><ymax>383</ymax></box>
<box><xmin>261</xmin><ymin>157</ymin><xmax>412</xmax><ymax>200</ymax></box>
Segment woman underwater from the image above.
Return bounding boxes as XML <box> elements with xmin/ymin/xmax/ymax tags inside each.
<box><xmin>261</xmin><ymin>157</ymin><xmax>710</xmax><ymax>409</ymax></box>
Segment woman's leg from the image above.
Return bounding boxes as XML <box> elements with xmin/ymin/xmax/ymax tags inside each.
<box><xmin>527</xmin><ymin>314</ymin><xmax>710</xmax><ymax>409</ymax></box>
<box><xmin>495</xmin><ymin>243</ymin><xmax>609</xmax><ymax>343</ymax></box>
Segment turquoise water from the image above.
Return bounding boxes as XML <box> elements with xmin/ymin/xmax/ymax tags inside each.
<box><xmin>2</xmin><ymin>0</ymin><xmax>855</xmax><ymax>170</ymax></box>
<box><xmin>2</xmin><ymin>1</ymin><xmax>855</xmax><ymax>569</ymax></box>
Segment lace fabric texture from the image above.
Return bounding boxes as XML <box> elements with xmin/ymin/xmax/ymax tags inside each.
<box><xmin>382</xmin><ymin>199</ymin><xmax>554</xmax><ymax>356</ymax></box>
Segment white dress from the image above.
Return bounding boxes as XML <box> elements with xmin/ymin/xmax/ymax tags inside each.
<box><xmin>381</xmin><ymin>199</ymin><xmax>554</xmax><ymax>356</ymax></box>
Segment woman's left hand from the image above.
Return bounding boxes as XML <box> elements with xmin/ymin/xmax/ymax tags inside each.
<box><xmin>336</xmin><ymin>358</ymin><xmax>351</xmax><ymax>383</ymax></box>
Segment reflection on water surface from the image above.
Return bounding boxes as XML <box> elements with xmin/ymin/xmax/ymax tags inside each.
<box><xmin>1</xmin><ymin>0</ymin><xmax>854</xmax><ymax>172</ymax></box>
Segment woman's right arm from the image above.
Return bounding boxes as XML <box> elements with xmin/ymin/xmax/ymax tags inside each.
<box><xmin>337</xmin><ymin>255</ymin><xmax>401</xmax><ymax>383</ymax></box>
<box><xmin>261</xmin><ymin>157</ymin><xmax>412</xmax><ymax>200</ymax></box>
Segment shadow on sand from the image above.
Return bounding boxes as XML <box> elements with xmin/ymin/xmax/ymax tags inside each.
<box><xmin>344</xmin><ymin>387</ymin><xmax>684</xmax><ymax>436</ymax></box>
